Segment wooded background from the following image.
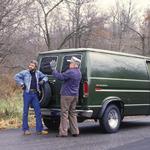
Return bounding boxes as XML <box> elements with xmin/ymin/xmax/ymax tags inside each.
<box><xmin>0</xmin><ymin>0</ymin><xmax>150</xmax><ymax>73</ymax></box>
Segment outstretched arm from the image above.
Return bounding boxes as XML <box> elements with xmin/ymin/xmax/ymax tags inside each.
<box><xmin>52</xmin><ymin>70</ymin><xmax>72</xmax><ymax>81</ymax></box>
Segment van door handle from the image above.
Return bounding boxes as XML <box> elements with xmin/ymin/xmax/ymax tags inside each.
<box><xmin>49</xmin><ymin>80</ymin><xmax>56</xmax><ymax>84</ymax></box>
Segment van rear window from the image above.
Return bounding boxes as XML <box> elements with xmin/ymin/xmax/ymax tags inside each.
<box><xmin>61</xmin><ymin>55</ymin><xmax>82</xmax><ymax>72</ymax></box>
<box><xmin>39</xmin><ymin>56</ymin><xmax>57</xmax><ymax>75</ymax></box>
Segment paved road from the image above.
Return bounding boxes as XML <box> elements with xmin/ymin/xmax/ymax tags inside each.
<box><xmin>1</xmin><ymin>116</ymin><xmax>150</xmax><ymax>150</ymax></box>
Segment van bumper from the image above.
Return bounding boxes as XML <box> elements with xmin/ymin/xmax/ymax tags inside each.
<box><xmin>30</xmin><ymin>108</ymin><xmax>93</xmax><ymax>118</ymax></box>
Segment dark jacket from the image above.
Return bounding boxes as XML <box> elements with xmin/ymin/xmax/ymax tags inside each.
<box><xmin>52</xmin><ymin>68</ymin><xmax>82</xmax><ymax>96</ymax></box>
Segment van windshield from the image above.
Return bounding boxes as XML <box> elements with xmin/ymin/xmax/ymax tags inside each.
<box><xmin>61</xmin><ymin>55</ymin><xmax>82</xmax><ymax>72</ymax></box>
<box><xmin>39</xmin><ymin>56</ymin><xmax>57</xmax><ymax>75</ymax></box>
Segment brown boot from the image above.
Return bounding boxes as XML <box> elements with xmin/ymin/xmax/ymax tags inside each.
<box><xmin>23</xmin><ymin>130</ymin><xmax>31</xmax><ymax>135</ymax></box>
<box><xmin>37</xmin><ymin>130</ymin><xmax>48</xmax><ymax>135</ymax></box>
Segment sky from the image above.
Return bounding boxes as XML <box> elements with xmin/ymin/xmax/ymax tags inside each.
<box><xmin>96</xmin><ymin>0</ymin><xmax>150</xmax><ymax>15</ymax></box>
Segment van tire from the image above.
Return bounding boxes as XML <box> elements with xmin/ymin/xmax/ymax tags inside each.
<box><xmin>43</xmin><ymin>118</ymin><xmax>60</xmax><ymax>130</ymax></box>
<box><xmin>39</xmin><ymin>82</ymin><xmax>51</xmax><ymax>108</ymax></box>
<box><xmin>100</xmin><ymin>104</ymin><xmax>121</xmax><ymax>133</ymax></box>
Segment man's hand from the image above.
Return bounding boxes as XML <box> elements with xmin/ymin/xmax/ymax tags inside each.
<box><xmin>39</xmin><ymin>80</ymin><xmax>44</xmax><ymax>85</ymax></box>
<box><xmin>49</xmin><ymin>60</ymin><xmax>57</xmax><ymax>70</ymax></box>
<box><xmin>21</xmin><ymin>84</ymin><xmax>26</xmax><ymax>90</ymax></box>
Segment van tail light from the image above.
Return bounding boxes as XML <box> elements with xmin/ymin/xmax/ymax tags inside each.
<box><xmin>83</xmin><ymin>81</ymin><xmax>89</xmax><ymax>97</ymax></box>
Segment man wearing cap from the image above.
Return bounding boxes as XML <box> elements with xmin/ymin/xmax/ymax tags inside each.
<box><xmin>50</xmin><ymin>56</ymin><xmax>82</xmax><ymax>137</ymax></box>
<box><xmin>14</xmin><ymin>60</ymin><xmax>48</xmax><ymax>135</ymax></box>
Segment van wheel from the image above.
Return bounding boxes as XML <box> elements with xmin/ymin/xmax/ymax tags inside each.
<box><xmin>43</xmin><ymin>118</ymin><xmax>60</xmax><ymax>130</ymax></box>
<box><xmin>39</xmin><ymin>82</ymin><xmax>51</xmax><ymax>108</ymax></box>
<box><xmin>100</xmin><ymin>104</ymin><xmax>121</xmax><ymax>133</ymax></box>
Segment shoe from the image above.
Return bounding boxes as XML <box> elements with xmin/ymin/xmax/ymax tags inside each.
<box><xmin>23</xmin><ymin>130</ymin><xmax>31</xmax><ymax>135</ymax></box>
<box><xmin>56</xmin><ymin>134</ymin><xmax>67</xmax><ymax>137</ymax></box>
<box><xmin>72</xmin><ymin>134</ymin><xmax>79</xmax><ymax>137</ymax></box>
<box><xmin>37</xmin><ymin>130</ymin><xmax>48</xmax><ymax>135</ymax></box>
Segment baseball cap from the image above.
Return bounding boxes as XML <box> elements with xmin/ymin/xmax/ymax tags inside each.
<box><xmin>67</xmin><ymin>56</ymin><xmax>81</xmax><ymax>66</ymax></box>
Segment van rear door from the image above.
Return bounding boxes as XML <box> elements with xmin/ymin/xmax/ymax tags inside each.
<box><xmin>39</xmin><ymin>55</ymin><xmax>60</xmax><ymax>107</ymax></box>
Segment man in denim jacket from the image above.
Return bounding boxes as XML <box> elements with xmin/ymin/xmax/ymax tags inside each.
<box><xmin>15</xmin><ymin>60</ymin><xmax>48</xmax><ymax>135</ymax></box>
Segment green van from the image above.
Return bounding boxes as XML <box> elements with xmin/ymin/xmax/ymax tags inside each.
<box><xmin>35</xmin><ymin>48</ymin><xmax>150</xmax><ymax>133</ymax></box>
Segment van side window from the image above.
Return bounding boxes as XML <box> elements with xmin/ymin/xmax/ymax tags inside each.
<box><xmin>40</xmin><ymin>56</ymin><xmax>57</xmax><ymax>75</ymax></box>
<box><xmin>61</xmin><ymin>55</ymin><xmax>82</xmax><ymax>72</ymax></box>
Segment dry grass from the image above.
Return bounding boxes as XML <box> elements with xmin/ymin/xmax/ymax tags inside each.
<box><xmin>0</xmin><ymin>74</ymin><xmax>17</xmax><ymax>99</ymax></box>
<box><xmin>0</xmin><ymin>118</ymin><xmax>22</xmax><ymax>130</ymax></box>
<box><xmin>0</xmin><ymin>74</ymin><xmax>35</xmax><ymax>129</ymax></box>
<box><xmin>0</xmin><ymin>115</ymin><xmax>35</xmax><ymax>130</ymax></box>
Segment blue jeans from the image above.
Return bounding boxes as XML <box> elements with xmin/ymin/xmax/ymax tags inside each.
<box><xmin>23</xmin><ymin>91</ymin><xmax>43</xmax><ymax>132</ymax></box>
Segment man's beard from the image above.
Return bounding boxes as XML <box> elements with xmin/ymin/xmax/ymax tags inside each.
<box><xmin>29</xmin><ymin>68</ymin><xmax>36</xmax><ymax>72</ymax></box>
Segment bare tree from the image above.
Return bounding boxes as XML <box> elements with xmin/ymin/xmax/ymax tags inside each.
<box><xmin>143</xmin><ymin>9</ymin><xmax>150</xmax><ymax>55</ymax></box>
<box><xmin>32</xmin><ymin>0</ymin><xmax>64</xmax><ymax>50</ymax></box>
<box><xmin>58</xmin><ymin>0</ymin><xmax>98</xmax><ymax>49</ymax></box>
<box><xmin>110</xmin><ymin>0</ymin><xmax>138</xmax><ymax>52</ymax></box>
<box><xmin>0</xmin><ymin>0</ymin><xmax>33</xmax><ymax>65</ymax></box>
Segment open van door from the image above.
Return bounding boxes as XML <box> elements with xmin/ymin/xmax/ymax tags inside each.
<box><xmin>39</xmin><ymin>56</ymin><xmax>59</xmax><ymax>107</ymax></box>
